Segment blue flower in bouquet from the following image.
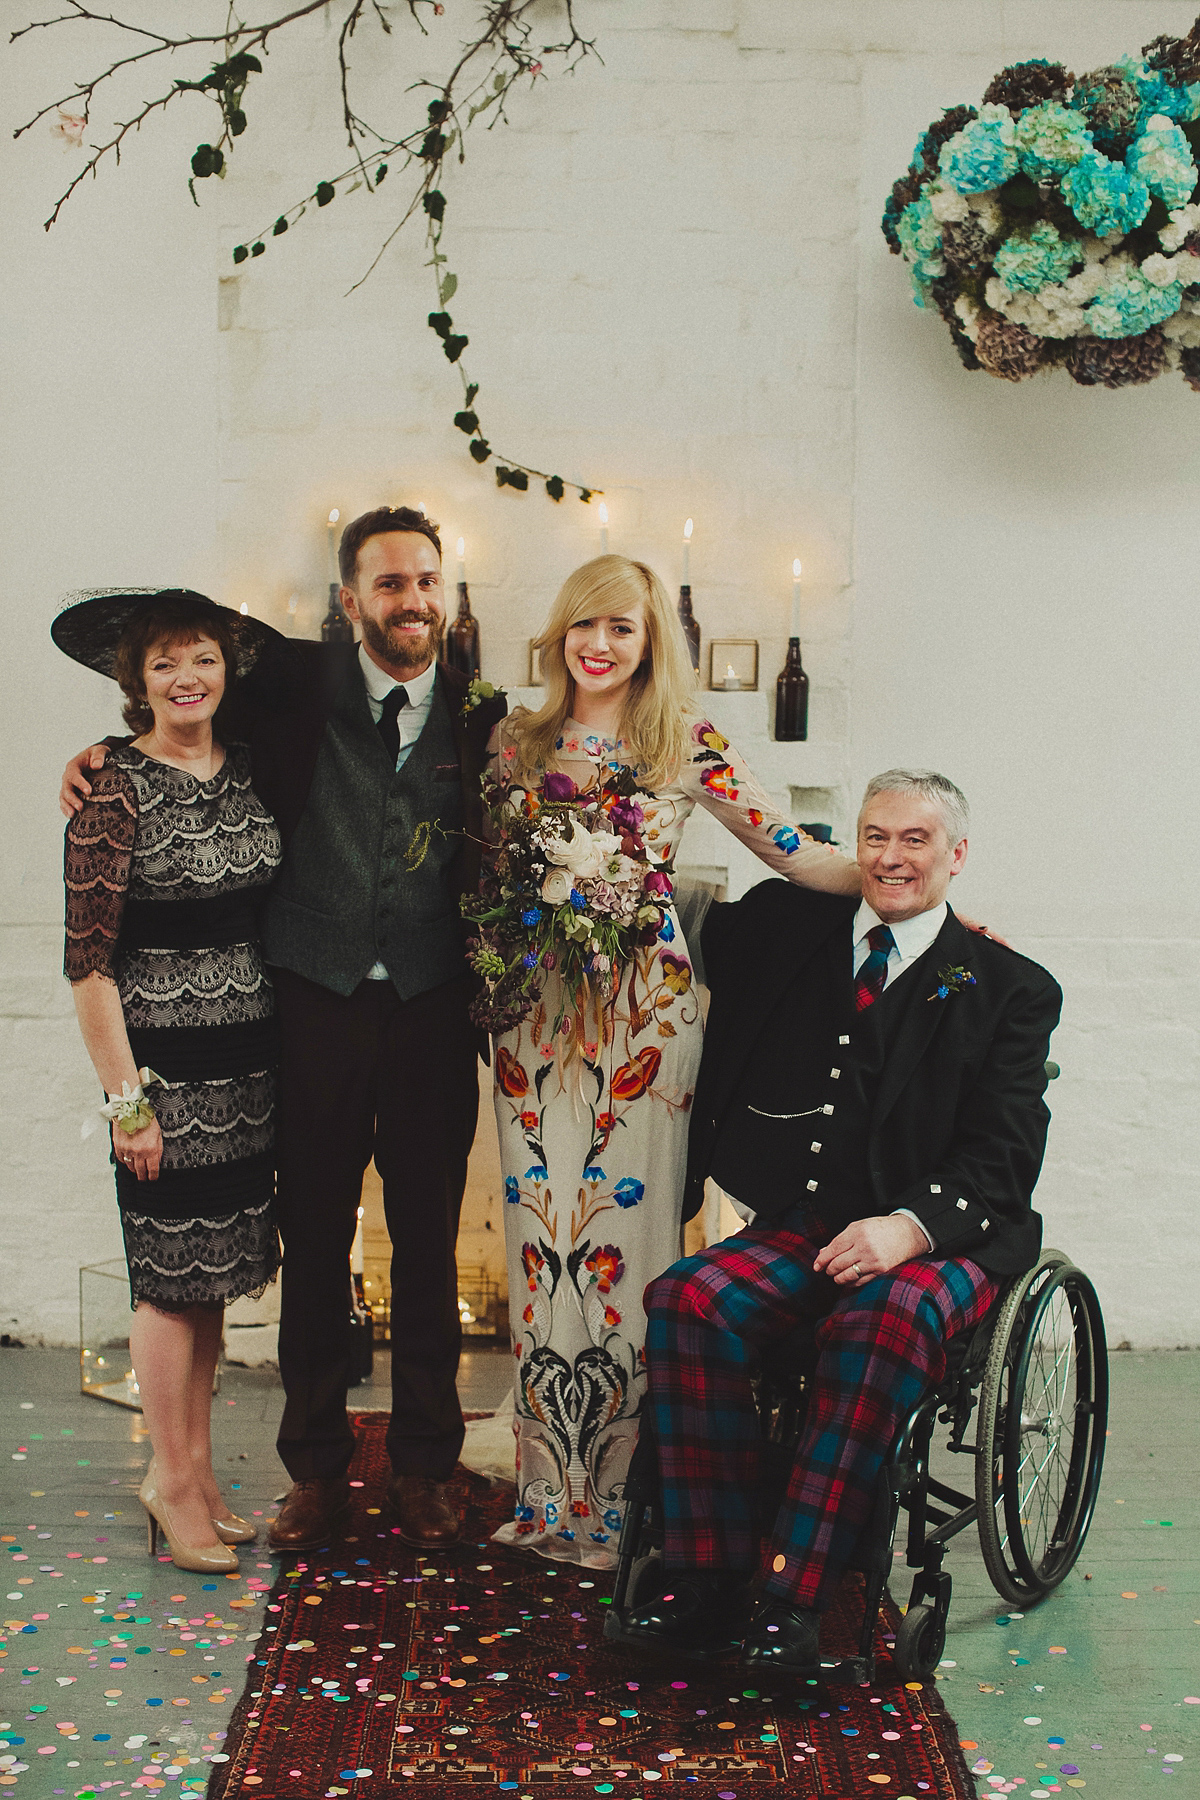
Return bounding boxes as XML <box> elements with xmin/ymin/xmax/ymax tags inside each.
<box><xmin>504</xmin><ymin>1176</ymin><xmax>521</xmax><ymax>1204</ymax></box>
<box><xmin>1087</xmin><ymin>265</ymin><xmax>1183</xmax><ymax>338</ymax></box>
<box><xmin>1062</xmin><ymin>148</ymin><xmax>1151</xmax><ymax>235</ymax></box>
<box><xmin>1127</xmin><ymin>115</ymin><xmax>1198</xmax><ymax>209</ymax></box>
<box><xmin>570</xmin><ymin>889</ymin><xmax>586</xmax><ymax>911</ymax></box>
<box><xmin>521</xmin><ymin>906</ymin><xmax>543</xmax><ymax>927</ymax></box>
<box><xmin>614</xmin><ymin>1177</ymin><xmax>645</xmax><ymax>1208</ymax></box>
<box><xmin>525</xmin><ymin>1163</ymin><xmax>549</xmax><ymax>1182</ymax></box>
<box><xmin>522</xmin><ymin>951</ymin><xmax>538</xmax><ymax>969</ymax></box>
<box><xmin>1014</xmin><ymin>102</ymin><xmax>1093</xmax><ymax>180</ymax></box>
<box><xmin>938</xmin><ymin>103</ymin><xmax>1018</xmax><ymax>193</ymax></box>
<box><xmin>993</xmin><ymin>220</ymin><xmax>1084</xmax><ymax>294</ymax></box>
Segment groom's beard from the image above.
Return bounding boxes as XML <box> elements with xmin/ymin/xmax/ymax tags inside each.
<box><xmin>360</xmin><ymin>607</ymin><xmax>445</xmax><ymax>670</ymax></box>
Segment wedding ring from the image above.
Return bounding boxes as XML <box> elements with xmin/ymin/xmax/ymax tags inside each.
<box><xmin>851</xmin><ymin>1262</ymin><xmax>861</xmax><ymax>1278</ymax></box>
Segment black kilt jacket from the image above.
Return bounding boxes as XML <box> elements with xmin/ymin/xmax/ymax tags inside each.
<box><xmin>683</xmin><ymin>883</ymin><xmax>1063</xmax><ymax>1278</ymax></box>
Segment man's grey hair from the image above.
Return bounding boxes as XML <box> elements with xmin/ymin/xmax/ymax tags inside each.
<box><xmin>858</xmin><ymin>769</ymin><xmax>969</xmax><ymax>846</ymax></box>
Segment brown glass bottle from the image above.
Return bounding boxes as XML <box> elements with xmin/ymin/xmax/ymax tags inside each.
<box><xmin>774</xmin><ymin>637</ymin><xmax>809</xmax><ymax>741</ymax></box>
<box><xmin>320</xmin><ymin>581</ymin><xmax>354</xmax><ymax>644</ymax></box>
<box><xmin>444</xmin><ymin>580</ymin><xmax>481</xmax><ymax>680</ymax></box>
<box><xmin>677</xmin><ymin>585</ymin><xmax>701</xmax><ymax>672</ymax></box>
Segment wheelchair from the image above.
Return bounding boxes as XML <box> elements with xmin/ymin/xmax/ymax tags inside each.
<box><xmin>604</xmin><ymin>1246</ymin><xmax>1108</xmax><ymax>1685</ymax></box>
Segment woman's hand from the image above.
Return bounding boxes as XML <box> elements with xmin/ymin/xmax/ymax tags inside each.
<box><xmin>60</xmin><ymin>744</ymin><xmax>110</xmax><ymax>818</ymax></box>
<box><xmin>112</xmin><ymin>1117</ymin><xmax>162</xmax><ymax>1181</ymax></box>
<box><xmin>957</xmin><ymin>913</ymin><xmax>1011</xmax><ymax>948</ymax></box>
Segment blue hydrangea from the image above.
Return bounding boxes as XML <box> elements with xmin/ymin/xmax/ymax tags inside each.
<box><xmin>1014</xmin><ymin>102</ymin><xmax>1093</xmax><ymax>180</ymax></box>
<box><xmin>1086</xmin><ymin>266</ymin><xmax>1183</xmax><ymax>338</ymax></box>
<box><xmin>1062</xmin><ymin>148</ymin><xmax>1152</xmax><ymax>235</ymax></box>
<box><xmin>897</xmin><ymin>191</ymin><xmax>942</xmax><ymax>268</ymax></box>
<box><xmin>1119</xmin><ymin>55</ymin><xmax>1200</xmax><ymax>128</ymax></box>
<box><xmin>613</xmin><ymin>1177</ymin><xmax>644</xmax><ymax>1208</ymax></box>
<box><xmin>993</xmin><ymin>221</ymin><xmax>1085</xmax><ymax>294</ymax></box>
<box><xmin>1127</xmin><ymin>115</ymin><xmax>1199</xmax><ymax>209</ymax></box>
<box><xmin>938</xmin><ymin>103</ymin><xmax>1018</xmax><ymax>193</ymax></box>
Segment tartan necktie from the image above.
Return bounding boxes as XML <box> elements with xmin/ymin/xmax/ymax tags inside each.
<box><xmin>854</xmin><ymin>922</ymin><xmax>896</xmax><ymax>1012</ymax></box>
<box><xmin>377</xmin><ymin>684</ymin><xmax>408</xmax><ymax>766</ymax></box>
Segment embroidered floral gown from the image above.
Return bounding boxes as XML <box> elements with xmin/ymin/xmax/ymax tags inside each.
<box><xmin>488</xmin><ymin>716</ymin><xmax>860</xmax><ymax>1565</ymax></box>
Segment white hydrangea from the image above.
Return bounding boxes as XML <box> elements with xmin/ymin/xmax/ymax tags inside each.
<box><xmin>1162</xmin><ymin>309</ymin><xmax>1200</xmax><ymax>347</ymax></box>
<box><xmin>928</xmin><ymin>181</ymin><xmax>970</xmax><ymax>224</ymax></box>
<box><xmin>967</xmin><ymin>192</ymin><xmax>1004</xmax><ymax>237</ymax></box>
<box><xmin>1159</xmin><ymin>201</ymin><xmax>1200</xmax><ymax>252</ymax></box>
<box><xmin>953</xmin><ymin>293</ymin><xmax>981</xmax><ymax>340</ymax></box>
<box><xmin>1141</xmin><ymin>251</ymin><xmax>1189</xmax><ymax>289</ymax></box>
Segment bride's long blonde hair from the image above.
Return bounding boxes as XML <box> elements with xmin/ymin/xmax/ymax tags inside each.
<box><xmin>511</xmin><ymin>555</ymin><xmax>698</xmax><ymax>788</ymax></box>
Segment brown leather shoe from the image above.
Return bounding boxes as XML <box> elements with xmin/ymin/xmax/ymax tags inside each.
<box><xmin>386</xmin><ymin>1474</ymin><xmax>462</xmax><ymax>1549</ymax></box>
<box><xmin>267</xmin><ymin>1478</ymin><xmax>351</xmax><ymax>1552</ymax></box>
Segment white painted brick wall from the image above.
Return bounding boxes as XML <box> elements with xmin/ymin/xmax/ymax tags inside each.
<box><xmin>2</xmin><ymin>0</ymin><xmax>1197</xmax><ymax>1343</ymax></box>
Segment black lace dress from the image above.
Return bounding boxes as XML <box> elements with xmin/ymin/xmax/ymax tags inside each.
<box><xmin>64</xmin><ymin>744</ymin><xmax>283</xmax><ymax>1310</ymax></box>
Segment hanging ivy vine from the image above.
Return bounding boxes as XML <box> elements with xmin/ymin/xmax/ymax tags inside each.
<box><xmin>12</xmin><ymin>0</ymin><xmax>602</xmax><ymax>501</ymax></box>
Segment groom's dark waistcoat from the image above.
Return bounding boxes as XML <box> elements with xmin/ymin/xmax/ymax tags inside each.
<box><xmin>686</xmin><ymin>883</ymin><xmax>1063</xmax><ymax>1278</ymax></box>
<box><xmin>261</xmin><ymin>659</ymin><xmax>466</xmax><ymax>1000</ymax></box>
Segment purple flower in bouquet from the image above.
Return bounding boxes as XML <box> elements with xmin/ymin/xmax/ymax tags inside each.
<box><xmin>609</xmin><ymin>797</ymin><xmax>645</xmax><ymax>834</ymax></box>
<box><xmin>542</xmin><ymin>771</ymin><xmax>578</xmax><ymax>801</ymax></box>
<box><xmin>644</xmin><ymin>869</ymin><xmax>673</xmax><ymax>897</ymax></box>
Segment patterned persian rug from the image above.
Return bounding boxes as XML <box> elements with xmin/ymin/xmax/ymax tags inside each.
<box><xmin>207</xmin><ymin>1413</ymin><xmax>975</xmax><ymax>1800</ymax></box>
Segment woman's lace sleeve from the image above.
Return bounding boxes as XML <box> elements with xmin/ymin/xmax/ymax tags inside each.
<box><xmin>64</xmin><ymin>764</ymin><xmax>138</xmax><ymax>984</ymax></box>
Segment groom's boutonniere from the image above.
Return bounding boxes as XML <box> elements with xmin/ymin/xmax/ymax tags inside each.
<box><xmin>928</xmin><ymin>963</ymin><xmax>976</xmax><ymax>1003</ymax></box>
<box><xmin>461</xmin><ymin>677</ymin><xmax>504</xmax><ymax>719</ymax></box>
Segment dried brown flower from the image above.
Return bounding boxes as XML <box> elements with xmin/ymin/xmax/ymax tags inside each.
<box><xmin>1067</xmin><ymin>328</ymin><xmax>1169</xmax><ymax>388</ymax></box>
<box><xmin>973</xmin><ymin>310</ymin><xmax>1053</xmax><ymax>381</ymax></box>
<box><xmin>982</xmin><ymin>61</ymin><xmax>1074</xmax><ymax>113</ymax></box>
<box><xmin>1142</xmin><ymin>19</ymin><xmax>1200</xmax><ymax>85</ymax></box>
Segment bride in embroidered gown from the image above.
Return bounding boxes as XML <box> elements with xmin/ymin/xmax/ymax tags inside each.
<box><xmin>485</xmin><ymin>555</ymin><xmax>860</xmax><ymax>1567</ymax></box>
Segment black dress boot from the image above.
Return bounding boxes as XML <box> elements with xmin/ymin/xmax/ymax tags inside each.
<box><xmin>740</xmin><ymin>1599</ymin><xmax>822</xmax><ymax>1675</ymax></box>
<box><xmin>609</xmin><ymin>1569</ymin><xmax>751</xmax><ymax>1661</ymax></box>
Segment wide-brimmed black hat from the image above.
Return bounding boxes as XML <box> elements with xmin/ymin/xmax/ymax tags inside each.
<box><xmin>51</xmin><ymin>587</ymin><xmax>284</xmax><ymax>680</ymax></box>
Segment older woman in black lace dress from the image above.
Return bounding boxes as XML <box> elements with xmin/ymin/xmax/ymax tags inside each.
<box><xmin>56</xmin><ymin>589</ymin><xmax>283</xmax><ymax>1574</ymax></box>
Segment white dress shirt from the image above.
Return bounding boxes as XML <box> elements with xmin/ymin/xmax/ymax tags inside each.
<box><xmin>359</xmin><ymin>647</ymin><xmax>439</xmax><ymax>979</ymax></box>
<box><xmin>852</xmin><ymin>898</ymin><xmax>948</xmax><ymax>1250</ymax></box>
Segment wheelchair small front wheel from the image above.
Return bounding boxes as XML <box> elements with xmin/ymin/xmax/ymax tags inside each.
<box><xmin>976</xmin><ymin>1252</ymin><xmax>1108</xmax><ymax>1607</ymax></box>
<box><xmin>893</xmin><ymin>1602</ymin><xmax>946</xmax><ymax>1682</ymax></box>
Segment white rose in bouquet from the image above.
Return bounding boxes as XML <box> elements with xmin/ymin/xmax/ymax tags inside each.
<box><xmin>543</xmin><ymin>817</ymin><xmax>620</xmax><ymax>881</ymax></box>
<box><xmin>542</xmin><ymin>867</ymin><xmax>574</xmax><ymax>906</ymax></box>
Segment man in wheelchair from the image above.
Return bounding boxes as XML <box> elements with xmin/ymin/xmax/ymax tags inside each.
<box><xmin>615</xmin><ymin>769</ymin><xmax>1062</xmax><ymax>1676</ymax></box>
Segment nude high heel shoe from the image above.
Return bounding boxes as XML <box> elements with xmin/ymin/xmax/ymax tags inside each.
<box><xmin>138</xmin><ymin>1462</ymin><xmax>239</xmax><ymax>1574</ymax></box>
<box><xmin>212</xmin><ymin>1512</ymin><xmax>258</xmax><ymax>1546</ymax></box>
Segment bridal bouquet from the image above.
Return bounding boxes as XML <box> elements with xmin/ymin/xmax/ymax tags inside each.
<box><xmin>463</xmin><ymin>766</ymin><xmax>672</xmax><ymax>1038</ymax></box>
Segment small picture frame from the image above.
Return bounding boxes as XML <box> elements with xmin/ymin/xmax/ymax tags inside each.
<box><xmin>528</xmin><ymin>642</ymin><xmax>543</xmax><ymax>686</ymax></box>
<box><xmin>708</xmin><ymin>638</ymin><xmax>759</xmax><ymax>691</ymax></box>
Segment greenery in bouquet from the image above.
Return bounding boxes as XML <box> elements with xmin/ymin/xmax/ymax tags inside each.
<box><xmin>463</xmin><ymin>766</ymin><xmax>673</xmax><ymax>1040</ymax></box>
<box><xmin>883</xmin><ymin>18</ymin><xmax>1200</xmax><ymax>389</ymax></box>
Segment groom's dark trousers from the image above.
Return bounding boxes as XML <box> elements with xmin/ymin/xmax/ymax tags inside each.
<box><xmin>645</xmin><ymin>881</ymin><xmax>1062</xmax><ymax>1609</ymax></box>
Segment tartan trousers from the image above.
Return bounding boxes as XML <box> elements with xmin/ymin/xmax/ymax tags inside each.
<box><xmin>642</xmin><ymin>1216</ymin><xmax>998</xmax><ymax>1611</ymax></box>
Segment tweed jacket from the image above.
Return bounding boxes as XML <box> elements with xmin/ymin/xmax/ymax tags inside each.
<box><xmin>684</xmin><ymin>882</ymin><xmax>1062</xmax><ymax>1278</ymax></box>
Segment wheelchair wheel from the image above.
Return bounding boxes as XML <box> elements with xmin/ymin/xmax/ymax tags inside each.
<box><xmin>975</xmin><ymin>1252</ymin><xmax>1107</xmax><ymax>1608</ymax></box>
<box><xmin>893</xmin><ymin>1601</ymin><xmax>946</xmax><ymax>1682</ymax></box>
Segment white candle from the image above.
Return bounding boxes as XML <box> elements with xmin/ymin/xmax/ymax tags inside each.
<box><xmin>238</xmin><ymin>602</ymin><xmax>249</xmax><ymax>616</ymax></box>
<box><xmin>683</xmin><ymin>517</ymin><xmax>693</xmax><ymax>585</ymax></box>
<box><xmin>351</xmin><ymin>1204</ymin><xmax>364</xmax><ymax>1276</ymax></box>
<box><xmin>598</xmin><ymin>500</ymin><xmax>609</xmax><ymax>554</ymax></box>
<box><xmin>456</xmin><ymin>536</ymin><xmax>466</xmax><ymax>584</ymax></box>
<box><xmin>791</xmin><ymin>557</ymin><xmax>802</xmax><ymax>637</ymax></box>
<box><xmin>327</xmin><ymin>508</ymin><xmax>340</xmax><ymax>586</ymax></box>
<box><xmin>722</xmin><ymin>663</ymin><xmax>740</xmax><ymax>691</ymax></box>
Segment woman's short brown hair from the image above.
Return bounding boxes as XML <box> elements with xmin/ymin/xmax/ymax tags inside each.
<box><xmin>112</xmin><ymin>594</ymin><xmax>237</xmax><ymax>735</ymax></box>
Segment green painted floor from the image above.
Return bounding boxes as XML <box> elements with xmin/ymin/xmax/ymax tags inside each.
<box><xmin>0</xmin><ymin>1347</ymin><xmax>1195</xmax><ymax>1798</ymax></box>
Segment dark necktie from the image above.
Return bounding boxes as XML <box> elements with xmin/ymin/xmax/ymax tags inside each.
<box><xmin>377</xmin><ymin>684</ymin><xmax>408</xmax><ymax>766</ymax></box>
<box><xmin>854</xmin><ymin>923</ymin><xmax>896</xmax><ymax>1012</ymax></box>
